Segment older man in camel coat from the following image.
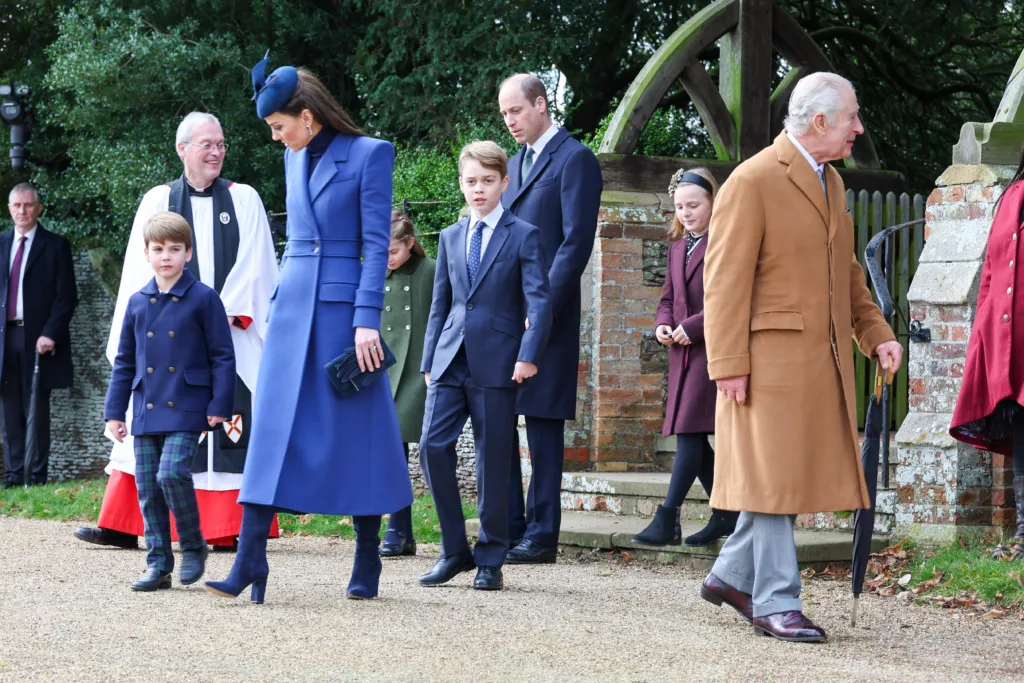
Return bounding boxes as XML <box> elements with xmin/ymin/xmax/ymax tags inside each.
<box><xmin>698</xmin><ymin>72</ymin><xmax>904</xmax><ymax>643</ymax></box>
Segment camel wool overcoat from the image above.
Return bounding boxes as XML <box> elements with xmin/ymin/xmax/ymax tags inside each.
<box><xmin>703</xmin><ymin>133</ymin><xmax>895</xmax><ymax>515</ymax></box>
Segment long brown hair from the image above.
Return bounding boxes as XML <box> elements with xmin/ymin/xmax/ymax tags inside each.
<box><xmin>391</xmin><ymin>211</ymin><xmax>426</xmax><ymax>257</ymax></box>
<box><xmin>667</xmin><ymin>167</ymin><xmax>718</xmax><ymax>242</ymax></box>
<box><xmin>278</xmin><ymin>68</ymin><xmax>365</xmax><ymax>137</ymax></box>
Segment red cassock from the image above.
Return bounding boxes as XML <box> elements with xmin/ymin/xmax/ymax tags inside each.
<box><xmin>950</xmin><ymin>180</ymin><xmax>1024</xmax><ymax>455</ymax></box>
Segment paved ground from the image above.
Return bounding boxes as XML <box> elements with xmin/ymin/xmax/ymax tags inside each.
<box><xmin>2</xmin><ymin>518</ymin><xmax>1022</xmax><ymax>682</ymax></box>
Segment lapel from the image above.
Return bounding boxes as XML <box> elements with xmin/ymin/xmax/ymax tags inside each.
<box><xmin>309</xmin><ymin>134</ymin><xmax>354</xmax><ymax>205</ymax></box>
<box><xmin>286</xmin><ymin>148</ymin><xmax>319</xmax><ymax>236</ymax></box>
<box><xmin>825</xmin><ymin>166</ymin><xmax>843</xmax><ymax>243</ymax></box>
<box><xmin>449</xmin><ymin>219</ymin><xmax>471</xmax><ymax>295</ymax></box>
<box><xmin>505</xmin><ymin>147</ymin><xmax>524</xmax><ymax>201</ymax></box>
<box><xmin>0</xmin><ymin>230</ymin><xmax>12</xmax><ymax>286</ymax></box>
<box><xmin>510</xmin><ymin>127</ymin><xmax>570</xmax><ymax>206</ymax></box>
<box><xmin>684</xmin><ymin>235</ymin><xmax>707</xmax><ymax>283</ymax></box>
<box><xmin>24</xmin><ymin>224</ymin><xmax>46</xmax><ymax>275</ymax></box>
<box><xmin>776</xmin><ymin>133</ymin><xmax>829</xmax><ymax>228</ymax></box>
<box><xmin>468</xmin><ymin>211</ymin><xmax>511</xmax><ymax>297</ymax></box>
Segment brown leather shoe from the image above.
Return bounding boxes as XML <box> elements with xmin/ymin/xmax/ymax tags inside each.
<box><xmin>753</xmin><ymin>611</ymin><xmax>827</xmax><ymax>643</ymax></box>
<box><xmin>700</xmin><ymin>573</ymin><xmax>753</xmax><ymax>623</ymax></box>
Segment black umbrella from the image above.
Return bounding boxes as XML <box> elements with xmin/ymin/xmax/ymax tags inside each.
<box><xmin>851</xmin><ymin>364</ymin><xmax>891</xmax><ymax>626</ymax></box>
<box><xmin>23</xmin><ymin>351</ymin><xmax>40</xmax><ymax>489</ymax></box>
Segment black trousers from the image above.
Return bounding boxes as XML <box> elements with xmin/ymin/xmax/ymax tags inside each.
<box><xmin>1</xmin><ymin>327</ymin><xmax>51</xmax><ymax>484</ymax></box>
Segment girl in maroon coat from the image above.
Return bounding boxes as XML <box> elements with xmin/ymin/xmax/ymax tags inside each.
<box><xmin>951</xmin><ymin>149</ymin><xmax>1024</xmax><ymax>559</ymax></box>
<box><xmin>633</xmin><ymin>168</ymin><xmax>738</xmax><ymax>547</ymax></box>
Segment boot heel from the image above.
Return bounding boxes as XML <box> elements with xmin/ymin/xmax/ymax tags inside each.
<box><xmin>250</xmin><ymin>577</ymin><xmax>267</xmax><ymax>604</ymax></box>
<box><xmin>700</xmin><ymin>585</ymin><xmax>723</xmax><ymax>606</ymax></box>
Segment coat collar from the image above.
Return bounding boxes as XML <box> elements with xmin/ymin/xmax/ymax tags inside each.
<box><xmin>140</xmin><ymin>267</ymin><xmax>198</xmax><ymax>296</ymax></box>
<box><xmin>23</xmin><ymin>223</ymin><xmax>47</xmax><ymax>274</ymax></box>
<box><xmin>684</xmin><ymin>234</ymin><xmax>707</xmax><ymax>282</ymax></box>
<box><xmin>467</xmin><ymin>211</ymin><xmax>512</xmax><ymax>297</ymax></box>
<box><xmin>507</xmin><ymin>127</ymin><xmax>571</xmax><ymax>206</ymax></box>
<box><xmin>775</xmin><ymin>132</ymin><xmax>831</xmax><ymax>231</ymax></box>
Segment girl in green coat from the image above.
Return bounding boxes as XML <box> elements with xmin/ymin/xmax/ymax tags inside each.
<box><xmin>380</xmin><ymin>212</ymin><xmax>436</xmax><ymax>556</ymax></box>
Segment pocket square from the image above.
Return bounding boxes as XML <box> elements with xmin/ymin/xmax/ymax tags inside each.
<box><xmin>325</xmin><ymin>339</ymin><xmax>396</xmax><ymax>396</ymax></box>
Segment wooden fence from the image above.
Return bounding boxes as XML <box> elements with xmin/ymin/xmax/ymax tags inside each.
<box><xmin>849</xmin><ymin>190</ymin><xmax>926</xmax><ymax>430</ymax></box>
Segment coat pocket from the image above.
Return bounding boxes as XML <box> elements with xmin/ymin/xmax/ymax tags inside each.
<box><xmin>491</xmin><ymin>313</ymin><xmax>521</xmax><ymax>339</ymax></box>
<box><xmin>182</xmin><ymin>371</ymin><xmax>212</xmax><ymax>411</ymax></box>
<box><xmin>750</xmin><ymin>311</ymin><xmax>804</xmax><ymax>331</ymax></box>
<box><xmin>443</xmin><ymin>315</ymin><xmax>454</xmax><ymax>331</ymax></box>
<box><xmin>319</xmin><ymin>282</ymin><xmax>358</xmax><ymax>302</ymax></box>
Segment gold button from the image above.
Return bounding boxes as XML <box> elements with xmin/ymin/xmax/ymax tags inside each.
<box><xmin>386</xmin><ymin>325</ymin><xmax>392</xmax><ymax>331</ymax></box>
<box><xmin>405</xmin><ymin>324</ymin><xmax>411</xmax><ymax>330</ymax></box>
<box><xmin>167</xmin><ymin>401</ymin><xmax>174</xmax><ymax>408</ymax></box>
<box><xmin>147</xmin><ymin>367</ymin><xmax>154</xmax><ymax>374</ymax></box>
<box><xmin>146</xmin><ymin>403</ymin><xmax>154</xmax><ymax>410</ymax></box>
<box><xmin>385</xmin><ymin>306</ymin><xmax>391</xmax><ymax>312</ymax></box>
<box><xmin>172</xmin><ymin>296</ymin><xmax>179</xmax><ymax>302</ymax></box>
<box><xmin>147</xmin><ymin>331</ymin><xmax>154</xmax><ymax>338</ymax></box>
<box><xmin>150</xmin><ymin>297</ymin><xmax>157</xmax><ymax>304</ymax></box>
<box><xmin>1004</xmin><ymin>314</ymin><xmax>1011</xmax><ymax>322</ymax></box>
<box><xmin>168</xmin><ymin>367</ymin><xmax>175</xmax><ymax>373</ymax></box>
<box><xmin>405</xmin><ymin>305</ymin><xmax>410</xmax><ymax>311</ymax></box>
<box><xmin>385</xmin><ymin>286</ymin><xmax>391</xmax><ymax>292</ymax></box>
<box><xmin>168</xmin><ymin>331</ymin><xmax>175</xmax><ymax>338</ymax></box>
<box><xmin>404</xmin><ymin>286</ymin><xmax>410</xmax><ymax>291</ymax></box>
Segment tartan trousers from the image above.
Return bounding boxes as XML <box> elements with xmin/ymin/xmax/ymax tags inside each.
<box><xmin>134</xmin><ymin>432</ymin><xmax>205</xmax><ymax>573</ymax></box>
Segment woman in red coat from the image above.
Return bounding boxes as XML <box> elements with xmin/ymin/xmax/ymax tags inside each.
<box><xmin>633</xmin><ymin>168</ymin><xmax>738</xmax><ymax>547</ymax></box>
<box><xmin>951</xmin><ymin>150</ymin><xmax>1024</xmax><ymax>558</ymax></box>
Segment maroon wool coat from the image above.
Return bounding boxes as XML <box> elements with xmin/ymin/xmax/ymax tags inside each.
<box><xmin>950</xmin><ymin>180</ymin><xmax>1024</xmax><ymax>455</ymax></box>
<box><xmin>655</xmin><ymin>236</ymin><xmax>716</xmax><ymax>436</ymax></box>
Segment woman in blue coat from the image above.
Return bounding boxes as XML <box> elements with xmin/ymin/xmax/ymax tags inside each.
<box><xmin>205</xmin><ymin>55</ymin><xmax>413</xmax><ymax>603</ymax></box>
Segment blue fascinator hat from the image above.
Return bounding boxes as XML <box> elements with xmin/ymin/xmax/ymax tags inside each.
<box><xmin>251</xmin><ymin>50</ymin><xmax>299</xmax><ymax>118</ymax></box>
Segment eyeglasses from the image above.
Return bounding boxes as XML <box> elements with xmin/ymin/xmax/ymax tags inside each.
<box><xmin>188</xmin><ymin>141</ymin><xmax>229</xmax><ymax>152</ymax></box>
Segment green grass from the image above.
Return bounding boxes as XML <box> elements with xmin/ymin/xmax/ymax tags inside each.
<box><xmin>909</xmin><ymin>538</ymin><xmax>1024</xmax><ymax>609</ymax></box>
<box><xmin>0</xmin><ymin>479</ymin><xmax>477</xmax><ymax>545</ymax></box>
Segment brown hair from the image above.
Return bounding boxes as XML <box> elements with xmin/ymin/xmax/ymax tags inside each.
<box><xmin>144</xmin><ymin>211</ymin><xmax>192</xmax><ymax>249</ymax></box>
<box><xmin>666</xmin><ymin>167</ymin><xmax>718</xmax><ymax>243</ymax></box>
<box><xmin>499</xmin><ymin>73</ymin><xmax>549</xmax><ymax>109</ymax></box>
<box><xmin>278</xmin><ymin>69</ymin><xmax>365</xmax><ymax>137</ymax></box>
<box><xmin>390</xmin><ymin>211</ymin><xmax>425</xmax><ymax>257</ymax></box>
<box><xmin>458</xmin><ymin>140</ymin><xmax>508</xmax><ymax>178</ymax></box>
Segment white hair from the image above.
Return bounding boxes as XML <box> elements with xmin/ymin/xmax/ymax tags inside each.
<box><xmin>9</xmin><ymin>182</ymin><xmax>39</xmax><ymax>204</ymax></box>
<box><xmin>175</xmin><ymin>112</ymin><xmax>222</xmax><ymax>149</ymax></box>
<box><xmin>783</xmin><ymin>72</ymin><xmax>855</xmax><ymax>136</ymax></box>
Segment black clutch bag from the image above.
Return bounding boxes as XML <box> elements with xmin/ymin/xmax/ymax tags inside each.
<box><xmin>324</xmin><ymin>338</ymin><xmax>397</xmax><ymax>395</ymax></box>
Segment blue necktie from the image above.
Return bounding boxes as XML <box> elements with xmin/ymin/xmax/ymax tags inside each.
<box><xmin>468</xmin><ymin>220</ymin><xmax>485</xmax><ymax>286</ymax></box>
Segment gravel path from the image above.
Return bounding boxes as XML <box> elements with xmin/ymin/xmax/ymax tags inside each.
<box><xmin>1</xmin><ymin>518</ymin><xmax>1022</xmax><ymax>682</ymax></box>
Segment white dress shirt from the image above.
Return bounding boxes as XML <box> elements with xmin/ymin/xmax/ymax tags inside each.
<box><xmin>785</xmin><ymin>130</ymin><xmax>827</xmax><ymax>192</ymax></box>
<box><xmin>527</xmin><ymin>124</ymin><xmax>560</xmax><ymax>161</ymax></box>
<box><xmin>8</xmin><ymin>224</ymin><xmax>37</xmax><ymax>320</ymax></box>
<box><xmin>466</xmin><ymin>204</ymin><xmax>504</xmax><ymax>261</ymax></box>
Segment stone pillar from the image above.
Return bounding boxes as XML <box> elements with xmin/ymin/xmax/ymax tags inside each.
<box><xmin>896</xmin><ymin>164</ymin><xmax>1016</xmax><ymax>543</ymax></box>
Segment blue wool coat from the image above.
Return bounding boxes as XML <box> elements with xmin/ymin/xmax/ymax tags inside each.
<box><xmin>104</xmin><ymin>269</ymin><xmax>236</xmax><ymax>434</ymax></box>
<box><xmin>239</xmin><ymin>132</ymin><xmax>414</xmax><ymax>516</ymax></box>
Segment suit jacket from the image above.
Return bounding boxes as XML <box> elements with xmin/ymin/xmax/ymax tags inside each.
<box><xmin>422</xmin><ymin>211</ymin><xmax>552</xmax><ymax>388</ymax></box>
<box><xmin>655</xmin><ymin>237</ymin><xmax>715</xmax><ymax>436</ymax></box>
<box><xmin>105</xmin><ymin>269</ymin><xmax>235</xmax><ymax>434</ymax></box>
<box><xmin>503</xmin><ymin>128</ymin><xmax>603</xmax><ymax>419</ymax></box>
<box><xmin>703</xmin><ymin>132</ymin><xmax>894</xmax><ymax>515</ymax></box>
<box><xmin>0</xmin><ymin>224</ymin><xmax>78</xmax><ymax>391</ymax></box>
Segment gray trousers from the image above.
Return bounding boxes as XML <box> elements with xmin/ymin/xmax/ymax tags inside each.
<box><xmin>711</xmin><ymin>511</ymin><xmax>802</xmax><ymax>618</ymax></box>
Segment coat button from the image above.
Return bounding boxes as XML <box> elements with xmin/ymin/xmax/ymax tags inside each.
<box><xmin>385</xmin><ymin>286</ymin><xmax>391</xmax><ymax>292</ymax></box>
<box><xmin>167</xmin><ymin>401</ymin><xmax>174</xmax><ymax>408</ymax></box>
<box><xmin>404</xmin><ymin>286</ymin><xmax>410</xmax><ymax>291</ymax></box>
<box><xmin>405</xmin><ymin>305</ymin><xmax>410</xmax><ymax>311</ymax></box>
<box><xmin>168</xmin><ymin>367</ymin><xmax>175</xmax><ymax>373</ymax></box>
<box><xmin>1011</xmin><ymin>261</ymin><xmax>1015</xmax><ymax>268</ymax></box>
<box><xmin>1014</xmin><ymin>233</ymin><xmax>1018</xmax><ymax>241</ymax></box>
<box><xmin>147</xmin><ymin>331</ymin><xmax>154</xmax><ymax>338</ymax></box>
<box><xmin>385</xmin><ymin>306</ymin><xmax>391</xmax><ymax>312</ymax></box>
<box><xmin>150</xmin><ymin>297</ymin><xmax>157</xmax><ymax>304</ymax></box>
<box><xmin>172</xmin><ymin>296</ymin><xmax>179</xmax><ymax>303</ymax></box>
<box><xmin>386</xmin><ymin>325</ymin><xmax>392</xmax><ymax>331</ymax></box>
<box><xmin>1009</xmin><ymin>287</ymin><xmax>1013</xmax><ymax>295</ymax></box>
<box><xmin>147</xmin><ymin>367</ymin><xmax>154</xmax><ymax>374</ymax></box>
<box><xmin>1004</xmin><ymin>314</ymin><xmax>1011</xmax><ymax>322</ymax></box>
<box><xmin>146</xmin><ymin>403</ymin><xmax>154</xmax><ymax>409</ymax></box>
<box><xmin>406</xmin><ymin>324</ymin><xmax>411</xmax><ymax>330</ymax></box>
<box><xmin>168</xmin><ymin>331</ymin><xmax>175</xmax><ymax>338</ymax></box>
<box><xmin>467</xmin><ymin>303</ymin><xmax>474</xmax><ymax>310</ymax></box>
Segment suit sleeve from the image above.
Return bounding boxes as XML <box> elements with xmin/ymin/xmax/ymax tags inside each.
<box><xmin>655</xmin><ymin>247</ymin><xmax>676</xmax><ymax>329</ymax></box>
<box><xmin>517</xmin><ymin>226</ymin><xmax>552</xmax><ymax>364</ymax></box>
<box><xmin>703</xmin><ymin>173</ymin><xmax>764</xmax><ymax>380</ymax></box>
<box><xmin>103</xmin><ymin>305</ymin><xmax>137</xmax><ymax>421</ymax></box>
<box><xmin>41</xmin><ymin>236</ymin><xmax>78</xmax><ymax>342</ymax></box>
<box><xmin>549</xmin><ymin>147</ymin><xmax>602</xmax><ymax>315</ymax></box>
<box><xmin>850</xmin><ymin>251</ymin><xmax>896</xmax><ymax>358</ymax></box>
<box><xmin>421</xmin><ymin>232</ymin><xmax>453</xmax><ymax>373</ymax></box>
<box><xmin>354</xmin><ymin>141</ymin><xmax>395</xmax><ymax>331</ymax></box>
<box><xmin>203</xmin><ymin>291</ymin><xmax>237</xmax><ymax>418</ymax></box>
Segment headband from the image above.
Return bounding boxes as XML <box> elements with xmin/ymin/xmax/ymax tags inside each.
<box><xmin>678</xmin><ymin>172</ymin><xmax>714</xmax><ymax>196</ymax></box>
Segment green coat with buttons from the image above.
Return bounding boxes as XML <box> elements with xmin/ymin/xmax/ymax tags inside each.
<box><xmin>382</xmin><ymin>253</ymin><xmax>436</xmax><ymax>443</ymax></box>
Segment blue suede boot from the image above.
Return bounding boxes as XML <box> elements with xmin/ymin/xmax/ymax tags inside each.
<box><xmin>205</xmin><ymin>504</ymin><xmax>273</xmax><ymax>603</ymax></box>
<box><xmin>347</xmin><ymin>515</ymin><xmax>383</xmax><ymax>599</ymax></box>
<box><xmin>380</xmin><ymin>506</ymin><xmax>416</xmax><ymax>557</ymax></box>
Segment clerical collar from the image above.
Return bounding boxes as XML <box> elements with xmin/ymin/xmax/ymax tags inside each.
<box><xmin>187</xmin><ymin>180</ymin><xmax>214</xmax><ymax>197</ymax></box>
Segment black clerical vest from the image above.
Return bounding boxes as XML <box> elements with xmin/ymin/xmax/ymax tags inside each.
<box><xmin>166</xmin><ymin>175</ymin><xmax>240</xmax><ymax>294</ymax></box>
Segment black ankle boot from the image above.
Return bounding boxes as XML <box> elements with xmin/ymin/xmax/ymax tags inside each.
<box><xmin>631</xmin><ymin>505</ymin><xmax>681</xmax><ymax>546</ymax></box>
<box><xmin>685</xmin><ymin>509</ymin><xmax>739</xmax><ymax>547</ymax></box>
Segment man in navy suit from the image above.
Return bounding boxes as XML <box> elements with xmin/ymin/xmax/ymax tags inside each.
<box><xmin>0</xmin><ymin>183</ymin><xmax>78</xmax><ymax>488</ymax></box>
<box><xmin>498</xmin><ymin>74</ymin><xmax>603</xmax><ymax>563</ymax></box>
<box><xmin>418</xmin><ymin>141</ymin><xmax>551</xmax><ymax>592</ymax></box>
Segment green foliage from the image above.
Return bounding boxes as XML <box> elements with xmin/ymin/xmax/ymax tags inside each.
<box><xmin>911</xmin><ymin>538</ymin><xmax>1024</xmax><ymax>609</ymax></box>
<box><xmin>583</xmin><ymin>101</ymin><xmax>715</xmax><ymax>159</ymax></box>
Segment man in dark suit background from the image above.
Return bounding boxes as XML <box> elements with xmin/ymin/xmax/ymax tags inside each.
<box><xmin>0</xmin><ymin>182</ymin><xmax>78</xmax><ymax>487</ymax></box>
<box><xmin>498</xmin><ymin>74</ymin><xmax>603</xmax><ymax>563</ymax></box>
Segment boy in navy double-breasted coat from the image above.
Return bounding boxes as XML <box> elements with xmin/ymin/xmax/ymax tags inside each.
<box><xmin>105</xmin><ymin>212</ymin><xmax>235</xmax><ymax>592</ymax></box>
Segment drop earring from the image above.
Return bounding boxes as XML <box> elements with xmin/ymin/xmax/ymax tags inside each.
<box><xmin>306</xmin><ymin>123</ymin><xmax>313</xmax><ymax>136</ymax></box>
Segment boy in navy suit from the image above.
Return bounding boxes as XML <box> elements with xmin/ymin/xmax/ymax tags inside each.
<box><xmin>418</xmin><ymin>141</ymin><xmax>551</xmax><ymax>592</ymax></box>
<box><xmin>105</xmin><ymin>212</ymin><xmax>235</xmax><ymax>592</ymax></box>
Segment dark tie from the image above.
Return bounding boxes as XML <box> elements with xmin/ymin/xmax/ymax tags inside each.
<box><xmin>467</xmin><ymin>220</ymin><xmax>485</xmax><ymax>286</ymax></box>
<box><xmin>522</xmin><ymin>147</ymin><xmax>535</xmax><ymax>180</ymax></box>
<box><xmin>7</xmin><ymin>236</ymin><xmax>25</xmax><ymax>321</ymax></box>
<box><xmin>817</xmin><ymin>167</ymin><xmax>828</xmax><ymax>202</ymax></box>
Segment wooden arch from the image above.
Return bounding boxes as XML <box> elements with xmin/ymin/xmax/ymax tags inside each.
<box><xmin>598</xmin><ymin>0</ymin><xmax>880</xmax><ymax>168</ymax></box>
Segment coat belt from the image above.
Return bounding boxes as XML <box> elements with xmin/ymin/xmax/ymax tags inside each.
<box><xmin>284</xmin><ymin>238</ymin><xmax>362</xmax><ymax>258</ymax></box>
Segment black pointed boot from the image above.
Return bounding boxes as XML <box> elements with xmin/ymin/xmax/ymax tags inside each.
<box><xmin>631</xmin><ymin>505</ymin><xmax>682</xmax><ymax>546</ymax></box>
<box><xmin>684</xmin><ymin>509</ymin><xmax>739</xmax><ymax>547</ymax></box>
